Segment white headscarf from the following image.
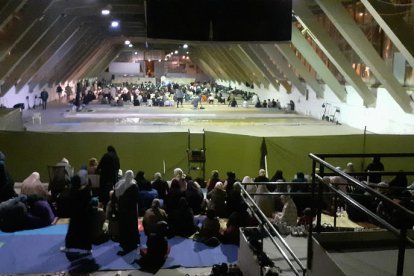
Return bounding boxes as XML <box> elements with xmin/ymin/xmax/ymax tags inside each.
<box><xmin>114</xmin><ymin>170</ymin><xmax>136</xmax><ymax>197</ymax></box>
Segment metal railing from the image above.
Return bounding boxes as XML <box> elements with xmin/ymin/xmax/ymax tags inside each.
<box><xmin>235</xmin><ymin>182</ymin><xmax>306</xmax><ymax>276</ymax></box>
<box><xmin>309</xmin><ymin>153</ymin><xmax>414</xmax><ymax>276</ymax></box>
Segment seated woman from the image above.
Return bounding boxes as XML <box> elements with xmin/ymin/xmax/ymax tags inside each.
<box><xmin>20</xmin><ymin>172</ymin><xmax>49</xmax><ymax>199</ymax></box>
<box><xmin>196</xmin><ymin>209</ymin><xmax>221</xmax><ymax>247</ymax></box>
<box><xmin>137</xmin><ymin>221</ymin><xmax>170</xmax><ymax>273</ymax></box>
<box><xmin>87</xmin><ymin>158</ymin><xmax>99</xmax><ymax>174</ymax></box>
<box><xmin>254</xmin><ymin>184</ymin><xmax>275</xmax><ymax>218</ymax></box>
<box><xmin>165</xmin><ymin>179</ymin><xmax>185</xmax><ymax>215</ymax></box>
<box><xmin>25</xmin><ymin>195</ymin><xmax>56</xmax><ymax>229</ymax></box>
<box><xmin>207</xmin><ymin>170</ymin><xmax>222</xmax><ymax>193</ymax></box>
<box><xmin>0</xmin><ymin>195</ymin><xmax>29</xmax><ymax>232</ymax></box>
<box><xmin>143</xmin><ymin>199</ymin><xmax>168</xmax><ymax>236</ymax></box>
<box><xmin>207</xmin><ymin>182</ymin><xmax>227</xmax><ymax>218</ymax></box>
<box><xmin>185</xmin><ymin>180</ymin><xmax>205</xmax><ymax>215</ymax></box>
<box><xmin>138</xmin><ymin>179</ymin><xmax>158</xmax><ymax>216</ymax></box>
<box><xmin>168</xmin><ymin>197</ymin><xmax>197</xmax><ymax>238</ymax></box>
<box><xmin>272</xmin><ymin>195</ymin><xmax>298</xmax><ymax>226</ymax></box>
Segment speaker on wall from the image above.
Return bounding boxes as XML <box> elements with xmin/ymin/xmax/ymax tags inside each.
<box><xmin>146</xmin><ymin>0</ymin><xmax>292</xmax><ymax>42</ymax></box>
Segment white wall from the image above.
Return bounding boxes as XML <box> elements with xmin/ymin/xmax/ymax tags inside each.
<box><xmin>0</xmin><ymin>82</ymin><xmax>67</xmax><ymax>109</ymax></box>
<box><xmin>217</xmin><ymin>79</ymin><xmax>414</xmax><ymax>135</ymax></box>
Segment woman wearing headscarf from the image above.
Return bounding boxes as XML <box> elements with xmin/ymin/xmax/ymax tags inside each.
<box><xmin>113</xmin><ymin>170</ymin><xmax>140</xmax><ymax>256</ymax></box>
<box><xmin>273</xmin><ymin>195</ymin><xmax>298</xmax><ymax>226</ymax></box>
<box><xmin>20</xmin><ymin>172</ymin><xmax>49</xmax><ymax>199</ymax></box>
<box><xmin>207</xmin><ymin>170</ymin><xmax>221</xmax><ymax>193</ymax></box>
<box><xmin>165</xmin><ymin>179</ymin><xmax>185</xmax><ymax>214</ymax></box>
<box><xmin>168</xmin><ymin>197</ymin><xmax>197</xmax><ymax>238</ymax></box>
<box><xmin>97</xmin><ymin>145</ymin><xmax>121</xmax><ymax>208</ymax></box>
<box><xmin>185</xmin><ymin>180</ymin><xmax>205</xmax><ymax>215</ymax></box>
<box><xmin>254</xmin><ymin>183</ymin><xmax>275</xmax><ymax>218</ymax></box>
<box><xmin>207</xmin><ymin>182</ymin><xmax>227</xmax><ymax>218</ymax></box>
<box><xmin>172</xmin><ymin>168</ymin><xmax>187</xmax><ymax>192</ymax></box>
<box><xmin>63</xmin><ymin>175</ymin><xmax>93</xmax><ymax>253</ymax></box>
<box><xmin>242</xmin><ymin>176</ymin><xmax>256</xmax><ymax>194</ymax></box>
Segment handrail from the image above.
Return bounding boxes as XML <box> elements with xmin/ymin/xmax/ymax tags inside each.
<box><xmin>314</xmin><ymin>173</ymin><xmax>414</xmax><ymax>245</ymax></box>
<box><xmin>313</xmin><ymin>153</ymin><xmax>414</xmax><ymax>158</ymax></box>
<box><xmin>309</xmin><ymin>153</ymin><xmax>414</xmax><ymax>276</ymax></box>
<box><xmin>309</xmin><ymin>153</ymin><xmax>414</xmax><ymax>219</ymax></box>
<box><xmin>235</xmin><ymin>182</ymin><xmax>306</xmax><ymax>276</ymax></box>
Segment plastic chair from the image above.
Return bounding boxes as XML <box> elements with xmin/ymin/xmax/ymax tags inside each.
<box><xmin>32</xmin><ymin>112</ymin><xmax>42</xmax><ymax>125</ymax></box>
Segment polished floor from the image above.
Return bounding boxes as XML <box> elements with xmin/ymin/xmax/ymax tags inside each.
<box><xmin>22</xmin><ymin>100</ymin><xmax>362</xmax><ymax>136</ymax></box>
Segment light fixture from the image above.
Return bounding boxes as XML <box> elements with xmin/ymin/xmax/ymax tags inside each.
<box><xmin>186</xmin><ymin>51</ymin><xmax>189</xmax><ymax>54</ymax></box>
<box><xmin>128</xmin><ymin>44</ymin><xmax>133</xmax><ymax>48</ymax></box>
<box><xmin>174</xmin><ymin>50</ymin><xmax>178</xmax><ymax>54</ymax></box>
<box><xmin>182</xmin><ymin>55</ymin><xmax>185</xmax><ymax>59</ymax></box>
<box><xmin>124</xmin><ymin>40</ymin><xmax>130</xmax><ymax>45</ymax></box>
<box><xmin>111</xmin><ymin>21</ymin><xmax>119</xmax><ymax>28</ymax></box>
<box><xmin>186</xmin><ymin>56</ymin><xmax>189</xmax><ymax>60</ymax></box>
<box><xmin>134</xmin><ymin>51</ymin><xmax>138</xmax><ymax>55</ymax></box>
<box><xmin>183</xmin><ymin>44</ymin><xmax>188</xmax><ymax>49</ymax></box>
<box><xmin>170</xmin><ymin>52</ymin><xmax>173</xmax><ymax>55</ymax></box>
<box><xmin>101</xmin><ymin>9</ymin><xmax>110</xmax><ymax>15</ymax></box>
<box><xmin>158</xmin><ymin>59</ymin><xmax>161</xmax><ymax>62</ymax></box>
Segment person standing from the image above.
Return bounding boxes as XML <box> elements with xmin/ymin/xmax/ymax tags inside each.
<box><xmin>174</xmin><ymin>84</ymin><xmax>184</xmax><ymax>108</ymax></box>
<box><xmin>62</xmin><ymin>175</ymin><xmax>93</xmax><ymax>254</ymax></box>
<box><xmin>56</xmin><ymin>84</ymin><xmax>63</xmax><ymax>102</ymax></box>
<box><xmin>113</xmin><ymin>170</ymin><xmax>140</xmax><ymax>256</ymax></box>
<box><xmin>97</xmin><ymin>145</ymin><xmax>120</xmax><ymax>208</ymax></box>
<box><xmin>40</xmin><ymin>89</ymin><xmax>49</xmax><ymax>110</ymax></box>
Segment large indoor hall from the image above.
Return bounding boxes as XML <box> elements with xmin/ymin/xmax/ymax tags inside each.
<box><xmin>1</xmin><ymin>0</ymin><xmax>414</xmax><ymax>276</ymax></box>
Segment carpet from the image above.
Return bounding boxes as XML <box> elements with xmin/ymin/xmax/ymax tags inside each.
<box><xmin>0</xmin><ymin>224</ymin><xmax>238</xmax><ymax>274</ymax></box>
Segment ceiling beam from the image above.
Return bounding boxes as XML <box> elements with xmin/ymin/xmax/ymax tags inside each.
<box><xmin>258</xmin><ymin>44</ymin><xmax>307</xmax><ymax>95</ymax></box>
<box><xmin>53</xmin><ymin>32</ymin><xmax>105</xmax><ymax>84</ymax></box>
<box><xmin>28</xmin><ymin>26</ymin><xmax>94</xmax><ymax>89</ymax></box>
<box><xmin>231</xmin><ymin>45</ymin><xmax>271</xmax><ymax>88</ymax></box>
<box><xmin>86</xmin><ymin>46</ymin><xmax>122</xmax><ymax>78</ymax></box>
<box><xmin>361</xmin><ymin>0</ymin><xmax>414</xmax><ymax>69</ymax></box>
<box><xmin>291</xmin><ymin>26</ymin><xmax>347</xmax><ymax>102</ymax></box>
<box><xmin>15</xmin><ymin>18</ymin><xmax>80</xmax><ymax>91</ymax></box>
<box><xmin>216</xmin><ymin>46</ymin><xmax>254</xmax><ymax>85</ymax></box>
<box><xmin>0</xmin><ymin>0</ymin><xmax>53</xmax><ymax>62</ymax></box>
<box><xmin>194</xmin><ymin>48</ymin><xmax>232</xmax><ymax>80</ymax></box>
<box><xmin>316</xmin><ymin>0</ymin><xmax>412</xmax><ymax>113</ymax></box>
<box><xmin>293</xmin><ymin>0</ymin><xmax>376</xmax><ymax>107</ymax></box>
<box><xmin>239</xmin><ymin>45</ymin><xmax>280</xmax><ymax>90</ymax></box>
<box><xmin>0</xmin><ymin>0</ymin><xmax>27</xmax><ymax>31</ymax></box>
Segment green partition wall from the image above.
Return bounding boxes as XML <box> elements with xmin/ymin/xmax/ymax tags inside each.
<box><xmin>1</xmin><ymin>131</ymin><xmax>414</xmax><ymax>183</ymax></box>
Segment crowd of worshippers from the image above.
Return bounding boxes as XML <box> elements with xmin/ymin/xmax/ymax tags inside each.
<box><xmin>66</xmin><ymin>80</ymin><xmax>235</xmax><ymax>109</ymax></box>
<box><xmin>2</xmin><ymin>149</ymin><xmax>414</xmax><ymax>263</ymax></box>
<box><xmin>65</xmin><ymin>79</ymin><xmax>283</xmax><ymax>110</ymax></box>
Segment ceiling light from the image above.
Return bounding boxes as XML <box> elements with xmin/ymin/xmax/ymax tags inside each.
<box><xmin>174</xmin><ymin>50</ymin><xmax>178</xmax><ymax>54</ymax></box>
<box><xmin>134</xmin><ymin>51</ymin><xmax>138</xmax><ymax>55</ymax></box>
<box><xmin>128</xmin><ymin>44</ymin><xmax>133</xmax><ymax>47</ymax></box>
<box><xmin>124</xmin><ymin>40</ymin><xmax>130</xmax><ymax>45</ymax></box>
<box><xmin>183</xmin><ymin>44</ymin><xmax>188</xmax><ymax>49</ymax></box>
<box><xmin>101</xmin><ymin>9</ymin><xmax>110</xmax><ymax>15</ymax></box>
<box><xmin>111</xmin><ymin>21</ymin><xmax>119</xmax><ymax>28</ymax></box>
<box><xmin>158</xmin><ymin>59</ymin><xmax>161</xmax><ymax>62</ymax></box>
<box><xmin>186</xmin><ymin>51</ymin><xmax>189</xmax><ymax>54</ymax></box>
<box><xmin>182</xmin><ymin>55</ymin><xmax>185</xmax><ymax>59</ymax></box>
<box><xmin>170</xmin><ymin>52</ymin><xmax>173</xmax><ymax>55</ymax></box>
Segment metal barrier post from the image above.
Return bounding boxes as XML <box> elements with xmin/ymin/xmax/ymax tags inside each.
<box><xmin>396</xmin><ymin>227</ymin><xmax>407</xmax><ymax>276</ymax></box>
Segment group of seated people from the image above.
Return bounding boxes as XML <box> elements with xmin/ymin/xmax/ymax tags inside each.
<box><xmin>2</xmin><ymin>150</ymin><xmax>414</xmax><ymax>249</ymax></box>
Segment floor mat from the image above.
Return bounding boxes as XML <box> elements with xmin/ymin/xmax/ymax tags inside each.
<box><xmin>0</xmin><ymin>224</ymin><xmax>238</xmax><ymax>274</ymax></box>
